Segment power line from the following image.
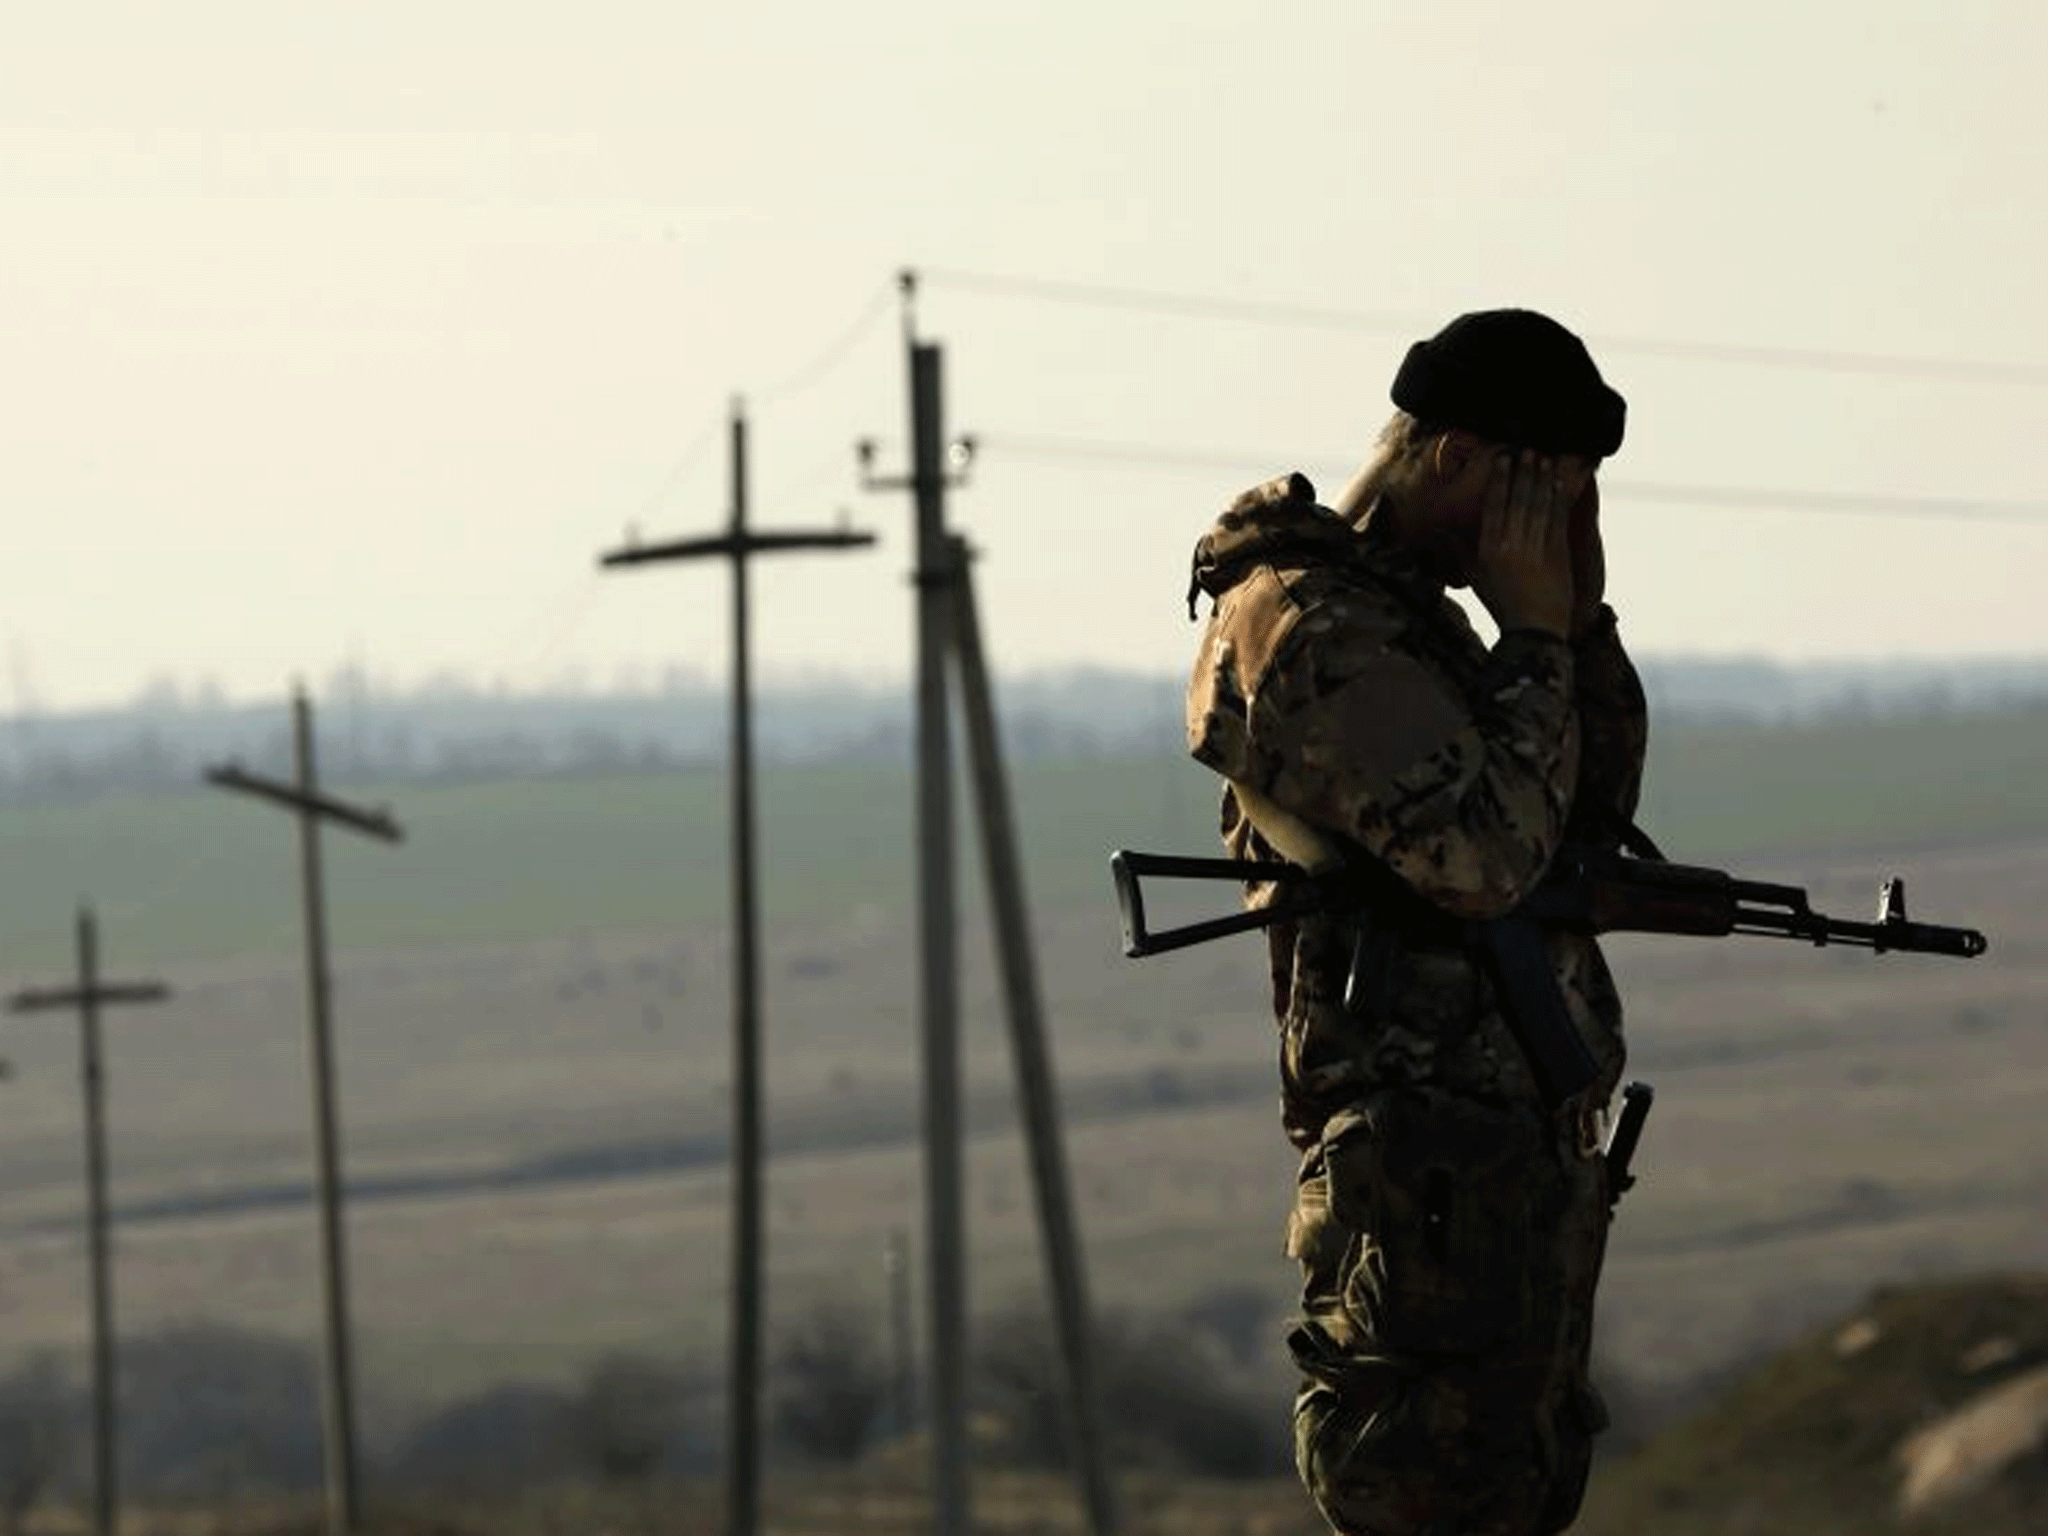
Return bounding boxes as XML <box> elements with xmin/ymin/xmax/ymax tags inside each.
<box><xmin>481</xmin><ymin>288</ymin><xmax>896</xmax><ymax>692</ymax></box>
<box><xmin>976</xmin><ymin>431</ymin><xmax>1320</xmax><ymax>479</ymax></box>
<box><xmin>917</xmin><ymin>267</ymin><xmax>2048</xmax><ymax>388</ymax></box>
<box><xmin>631</xmin><ymin>410</ymin><xmax>728</xmax><ymax>525</ymax></box>
<box><xmin>772</xmin><ymin>435</ymin><xmax>882</xmax><ymax>508</ymax></box>
<box><xmin>753</xmin><ymin>279</ymin><xmax>898</xmax><ymax>406</ymax></box>
<box><xmin>470</xmin><ymin>288</ymin><xmax>894</xmax><ymax>698</ymax></box>
<box><xmin>1603</xmin><ymin>480</ymin><xmax>2048</xmax><ymax>523</ymax></box>
<box><xmin>471</xmin><ymin>574</ymin><xmax>609</xmax><ymax>684</ymax></box>
<box><xmin>972</xmin><ymin>431</ymin><xmax>2048</xmax><ymax>524</ymax></box>
<box><xmin>920</xmin><ymin>266</ymin><xmax>1419</xmax><ymax>335</ymax></box>
<box><xmin>628</xmin><ymin>281</ymin><xmax>897</xmax><ymax>526</ymax></box>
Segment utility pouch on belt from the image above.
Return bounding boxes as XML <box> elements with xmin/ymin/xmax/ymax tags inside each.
<box><xmin>1323</xmin><ymin>1090</ymin><xmax>1542</xmax><ymax>1354</ymax></box>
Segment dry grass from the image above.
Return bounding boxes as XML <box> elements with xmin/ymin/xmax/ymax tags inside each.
<box><xmin>19</xmin><ymin>1466</ymin><xmax>1329</xmax><ymax>1536</ymax></box>
<box><xmin>1575</xmin><ymin>1273</ymin><xmax>2048</xmax><ymax>1536</ymax></box>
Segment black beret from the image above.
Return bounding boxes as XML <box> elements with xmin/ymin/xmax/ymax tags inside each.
<box><xmin>1391</xmin><ymin>309</ymin><xmax>1625</xmax><ymax>457</ymax></box>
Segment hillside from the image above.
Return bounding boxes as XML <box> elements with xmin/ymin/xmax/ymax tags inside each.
<box><xmin>1577</xmin><ymin>1272</ymin><xmax>2048</xmax><ymax>1536</ymax></box>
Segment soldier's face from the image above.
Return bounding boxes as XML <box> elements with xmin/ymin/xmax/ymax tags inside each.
<box><xmin>1427</xmin><ymin>439</ymin><xmax>1598</xmax><ymax>585</ymax></box>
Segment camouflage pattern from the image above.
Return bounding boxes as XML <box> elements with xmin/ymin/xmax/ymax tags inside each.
<box><xmin>1184</xmin><ymin>472</ymin><xmax>1648</xmax><ymax>1536</ymax></box>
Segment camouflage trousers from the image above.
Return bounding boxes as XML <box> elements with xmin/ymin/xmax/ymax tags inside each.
<box><xmin>1284</xmin><ymin>1085</ymin><xmax>1612</xmax><ymax>1536</ymax></box>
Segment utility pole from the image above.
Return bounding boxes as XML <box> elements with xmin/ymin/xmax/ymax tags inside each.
<box><xmin>8</xmin><ymin>907</ymin><xmax>171</xmax><ymax>1536</ymax></box>
<box><xmin>203</xmin><ymin>688</ymin><xmax>404</xmax><ymax>1536</ymax></box>
<box><xmin>598</xmin><ymin>396</ymin><xmax>874</xmax><ymax>1536</ymax></box>
<box><xmin>860</xmin><ymin>307</ymin><xmax>972</xmax><ymax>1536</ymax></box>
<box><xmin>858</xmin><ymin>271</ymin><xmax>1118</xmax><ymax>1536</ymax></box>
<box><xmin>946</xmin><ymin>531</ymin><xmax>1118</xmax><ymax>1536</ymax></box>
<box><xmin>883</xmin><ymin>1227</ymin><xmax>916</xmax><ymax>1436</ymax></box>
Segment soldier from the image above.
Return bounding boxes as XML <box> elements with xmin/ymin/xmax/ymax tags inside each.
<box><xmin>1184</xmin><ymin>309</ymin><xmax>1646</xmax><ymax>1536</ymax></box>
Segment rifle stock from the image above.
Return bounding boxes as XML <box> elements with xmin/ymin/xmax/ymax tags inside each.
<box><xmin>1110</xmin><ymin>850</ymin><xmax>1309</xmax><ymax>957</ymax></box>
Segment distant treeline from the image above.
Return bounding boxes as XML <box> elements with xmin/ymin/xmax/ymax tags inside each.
<box><xmin>1</xmin><ymin>657</ymin><xmax>2044</xmax><ymax>803</ymax></box>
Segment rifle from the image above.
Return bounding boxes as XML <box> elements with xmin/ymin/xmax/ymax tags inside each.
<box><xmin>1110</xmin><ymin>845</ymin><xmax>1988</xmax><ymax>961</ymax></box>
<box><xmin>1109</xmin><ymin>844</ymin><xmax>1988</xmax><ymax>1115</ymax></box>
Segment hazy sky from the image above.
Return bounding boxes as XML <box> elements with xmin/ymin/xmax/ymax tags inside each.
<box><xmin>5</xmin><ymin>1</ymin><xmax>2046</xmax><ymax>711</ymax></box>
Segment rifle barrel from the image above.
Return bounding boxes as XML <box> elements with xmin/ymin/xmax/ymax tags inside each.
<box><xmin>1730</xmin><ymin>907</ymin><xmax>1987</xmax><ymax>958</ymax></box>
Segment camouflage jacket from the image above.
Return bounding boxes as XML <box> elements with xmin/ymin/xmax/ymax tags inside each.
<box><xmin>1184</xmin><ymin>472</ymin><xmax>1648</xmax><ymax>1149</ymax></box>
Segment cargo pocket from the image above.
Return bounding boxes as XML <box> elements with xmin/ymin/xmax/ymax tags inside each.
<box><xmin>1321</xmin><ymin>1088</ymin><xmax>1543</xmax><ymax>1355</ymax></box>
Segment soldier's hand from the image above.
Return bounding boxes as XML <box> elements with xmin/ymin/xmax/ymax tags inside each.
<box><xmin>1470</xmin><ymin>450</ymin><xmax>1574</xmax><ymax>639</ymax></box>
<box><xmin>1568</xmin><ymin>476</ymin><xmax>1606</xmax><ymax>637</ymax></box>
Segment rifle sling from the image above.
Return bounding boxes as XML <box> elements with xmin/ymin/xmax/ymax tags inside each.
<box><xmin>1227</xmin><ymin>784</ymin><xmax>1614</xmax><ymax>1111</ymax></box>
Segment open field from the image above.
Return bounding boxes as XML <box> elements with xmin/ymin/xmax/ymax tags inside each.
<box><xmin>1</xmin><ymin>706</ymin><xmax>2045</xmax><ymax>1441</ymax></box>
<box><xmin>6</xmin><ymin>703</ymin><xmax>2048</xmax><ymax>966</ymax></box>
